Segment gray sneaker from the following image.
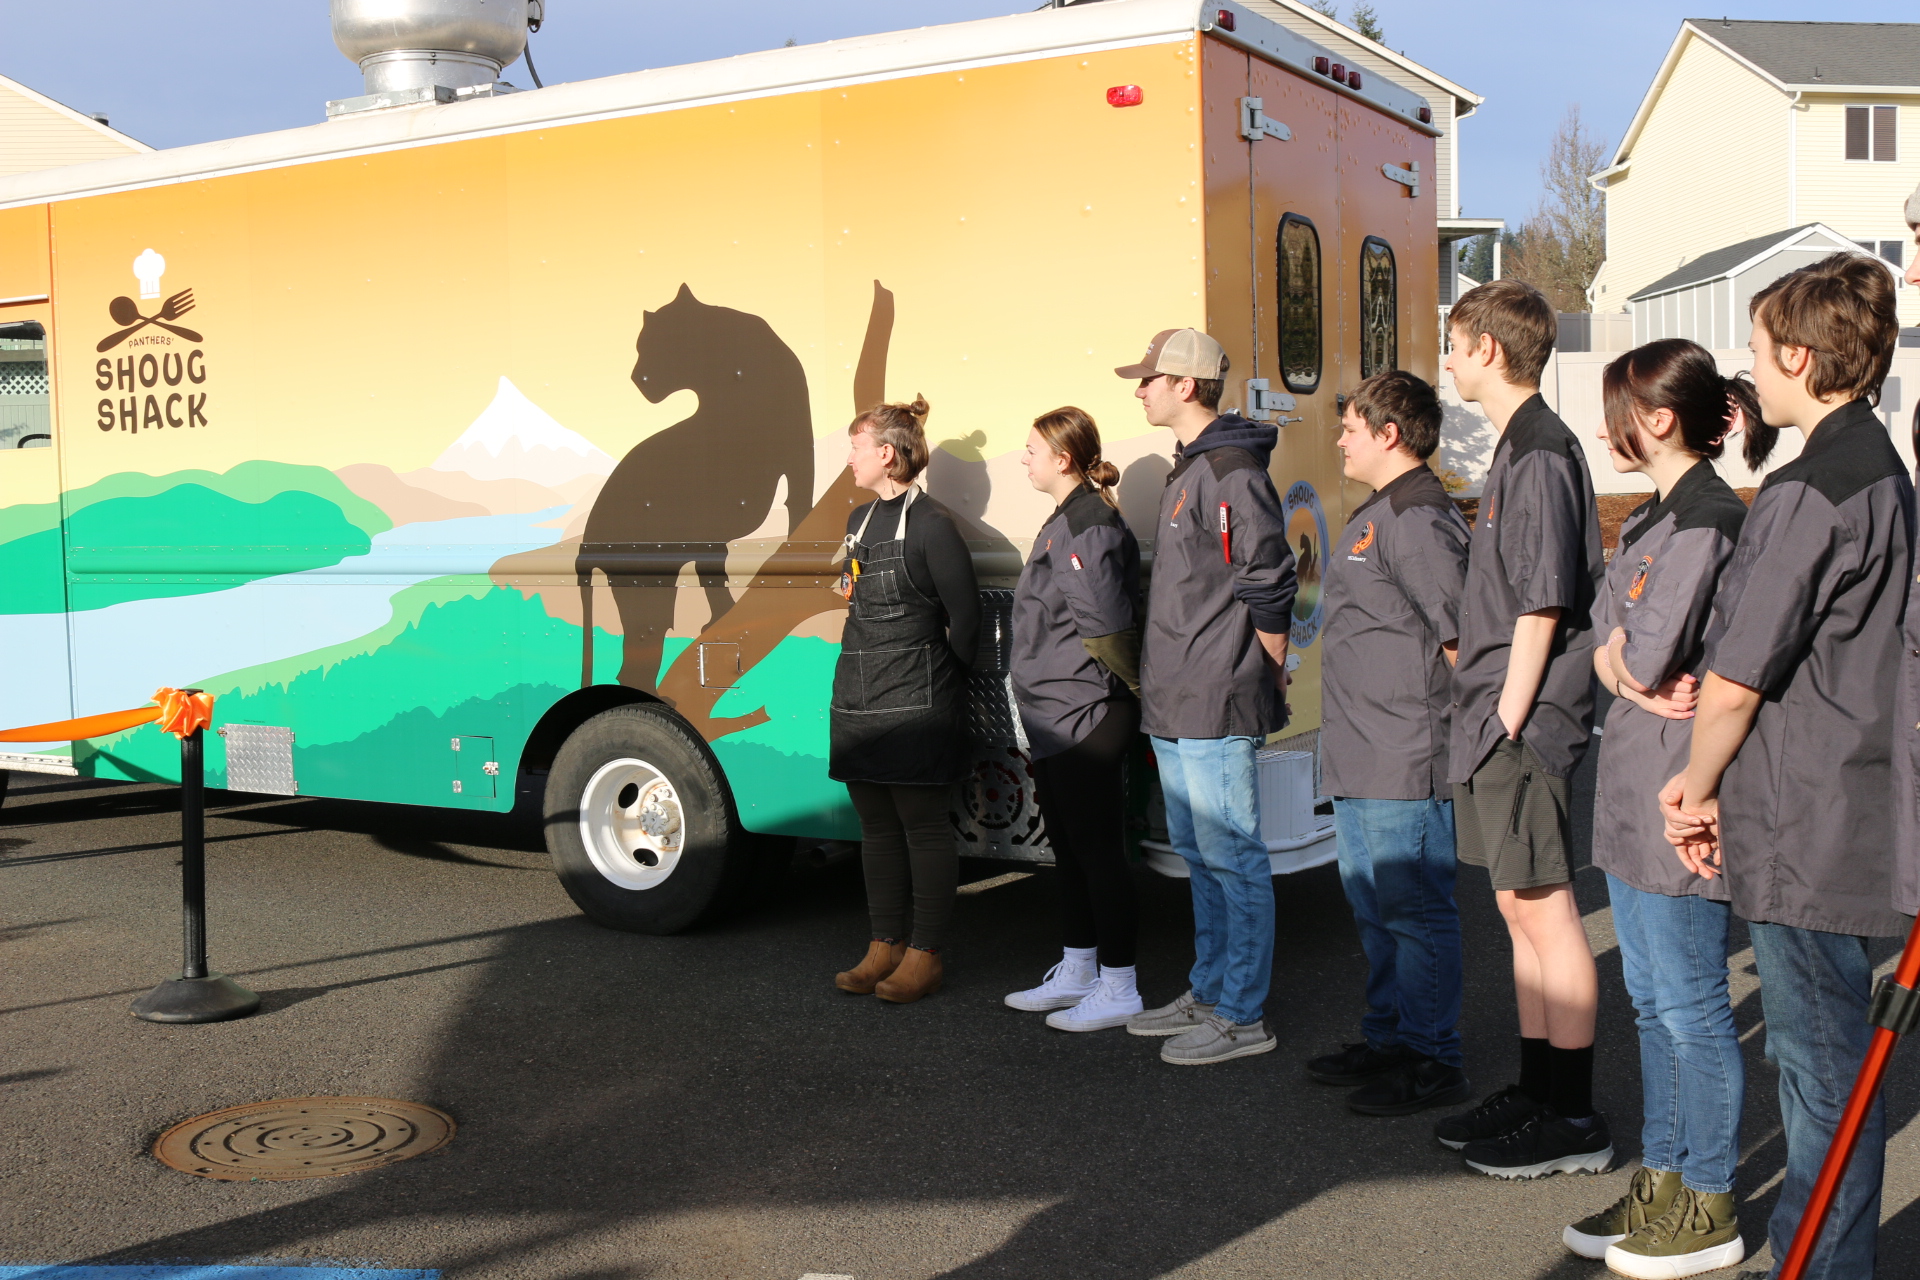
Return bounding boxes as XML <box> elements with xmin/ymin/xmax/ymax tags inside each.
<box><xmin>1160</xmin><ymin>1012</ymin><xmax>1277</xmax><ymax>1065</ymax></box>
<box><xmin>1126</xmin><ymin>989</ymin><xmax>1217</xmax><ymax>1038</ymax></box>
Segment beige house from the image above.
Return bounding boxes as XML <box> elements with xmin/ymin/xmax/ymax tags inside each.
<box><xmin>1242</xmin><ymin>0</ymin><xmax>1503</xmax><ymax>309</ymax></box>
<box><xmin>0</xmin><ymin>72</ymin><xmax>149</xmax><ymax>179</ymax></box>
<box><xmin>1589</xmin><ymin>19</ymin><xmax>1920</xmax><ymax>331</ymax></box>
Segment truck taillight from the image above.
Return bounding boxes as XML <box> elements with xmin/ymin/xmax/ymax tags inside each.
<box><xmin>1329</xmin><ymin>63</ymin><xmax>1345</xmax><ymax>82</ymax></box>
<box><xmin>1313</xmin><ymin>57</ymin><xmax>1329</xmax><ymax>75</ymax></box>
<box><xmin>1417</xmin><ymin>106</ymin><xmax>1433</xmax><ymax>124</ymax></box>
<box><xmin>1214</xmin><ymin>8</ymin><xmax>1235</xmax><ymax>30</ymax></box>
<box><xmin>1107</xmin><ymin>84</ymin><xmax>1144</xmax><ymax>107</ymax></box>
<box><xmin>1347</xmin><ymin>70</ymin><xmax>1362</xmax><ymax>90</ymax></box>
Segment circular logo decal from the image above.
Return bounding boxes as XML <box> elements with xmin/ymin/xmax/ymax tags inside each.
<box><xmin>1283</xmin><ymin>480</ymin><xmax>1329</xmax><ymax>647</ymax></box>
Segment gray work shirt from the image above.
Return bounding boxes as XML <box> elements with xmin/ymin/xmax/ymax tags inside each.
<box><xmin>1011</xmin><ymin>483</ymin><xmax>1141</xmax><ymax>759</ymax></box>
<box><xmin>1897</xmin><ymin>462</ymin><xmax>1920</xmax><ymax>920</ymax></box>
<box><xmin>1140</xmin><ymin>413</ymin><xmax>1298</xmax><ymax>740</ymax></box>
<box><xmin>1707</xmin><ymin>399</ymin><xmax>1913</xmax><ymax>937</ymax></box>
<box><xmin>1321</xmin><ymin>465</ymin><xmax>1469</xmax><ymax>801</ymax></box>
<box><xmin>1448</xmin><ymin>395</ymin><xmax>1604</xmax><ymax>783</ymax></box>
<box><xmin>1591</xmin><ymin>461</ymin><xmax>1745</xmax><ymax>899</ymax></box>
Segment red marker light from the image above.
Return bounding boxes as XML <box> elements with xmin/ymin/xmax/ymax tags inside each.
<box><xmin>1214</xmin><ymin>8</ymin><xmax>1236</xmax><ymax>30</ymax></box>
<box><xmin>1328</xmin><ymin>63</ymin><xmax>1345</xmax><ymax>82</ymax></box>
<box><xmin>1106</xmin><ymin>84</ymin><xmax>1144</xmax><ymax>107</ymax></box>
<box><xmin>1417</xmin><ymin>106</ymin><xmax>1433</xmax><ymax>124</ymax></box>
<box><xmin>1312</xmin><ymin>56</ymin><xmax>1330</xmax><ymax>75</ymax></box>
<box><xmin>1347</xmin><ymin>70</ymin><xmax>1363</xmax><ymax>90</ymax></box>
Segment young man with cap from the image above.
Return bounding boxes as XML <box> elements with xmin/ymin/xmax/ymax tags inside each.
<box><xmin>1117</xmin><ymin>328</ymin><xmax>1297</xmax><ymax>1065</ymax></box>
<box><xmin>1306</xmin><ymin>369</ymin><xmax>1474</xmax><ymax>1117</ymax></box>
<box><xmin>1436</xmin><ymin>280</ymin><xmax>1610</xmax><ymax>1179</ymax></box>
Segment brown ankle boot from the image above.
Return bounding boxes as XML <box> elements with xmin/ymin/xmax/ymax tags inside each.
<box><xmin>875</xmin><ymin>946</ymin><xmax>943</xmax><ymax>1003</ymax></box>
<box><xmin>835</xmin><ymin>940</ymin><xmax>906</xmax><ymax>994</ymax></box>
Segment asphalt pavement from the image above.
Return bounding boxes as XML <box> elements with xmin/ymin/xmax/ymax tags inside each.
<box><xmin>5</xmin><ymin>747</ymin><xmax>1920</xmax><ymax>1280</ymax></box>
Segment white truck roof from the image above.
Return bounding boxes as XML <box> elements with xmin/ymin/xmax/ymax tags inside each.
<box><xmin>0</xmin><ymin>0</ymin><xmax>1435</xmax><ymax>211</ymax></box>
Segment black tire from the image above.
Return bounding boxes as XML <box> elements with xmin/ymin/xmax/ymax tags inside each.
<box><xmin>0</xmin><ymin>770</ymin><xmax>9</xmax><ymax>809</ymax></box>
<box><xmin>543</xmin><ymin>704</ymin><xmax>754</xmax><ymax>934</ymax></box>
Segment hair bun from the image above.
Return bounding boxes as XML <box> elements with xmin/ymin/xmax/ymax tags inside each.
<box><xmin>1088</xmin><ymin>460</ymin><xmax>1121</xmax><ymax>488</ymax></box>
<box><xmin>905</xmin><ymin>393</ymin><xmax>930</xmax><ymax>421</ymax></box>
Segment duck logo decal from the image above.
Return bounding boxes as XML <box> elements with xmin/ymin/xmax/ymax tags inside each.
<box><xmin>1348</xmin><ymin>521</ymin><xmax>1375</xmax><ymax>560</ymax></box>
<box><xmin>1627</xmin><ymin>554</ymin><xmax>1653</xmax><ymax>602</ymax></box>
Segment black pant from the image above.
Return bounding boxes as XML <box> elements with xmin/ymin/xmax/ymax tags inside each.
<box><xmin>847</xmin><ymin>781</ymin><xmax>957</xmax><ymax>950</ymax></box>
<box><xmin>1030</xmin><ymin>699</ymin><xmax>1140</xmax><ymax>968</ymax></box>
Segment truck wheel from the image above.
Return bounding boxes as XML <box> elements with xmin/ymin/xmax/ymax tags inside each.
<box><xmin>0</xmin><ymin>770</ymin><xmax>9</xmax><ymax>809</ymax></box>
<box><xmin>544</xmin><ymin>704</ymin><xmax>752</xmax><ymax>934</ymax></box>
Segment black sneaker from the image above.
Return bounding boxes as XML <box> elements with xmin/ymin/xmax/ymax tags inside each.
<box><xmin>1461</xmin><ymin>1110</ymin><xmax>1613</xmax><ymax>1179</ymax></box>
<box><xmin>1305</xmin><ymin>1041</ymin><xmax>1410</xmax><ymax>1086</ymax></box>
<box><xmin>1433</xmin><ymin>1083</ymin><xmax>1543</xmax><ymax>1150</ymax></box>
<box><xmin>1346</xmin><ymin>1056</ymin><xmax>1475</xmax><ymax>1117</ymax></box>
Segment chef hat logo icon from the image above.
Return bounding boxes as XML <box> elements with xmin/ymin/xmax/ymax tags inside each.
<box><xmin>133</xmin><ymin>248</ymin><xmax>166</xmax><ymax>300</ymax></box>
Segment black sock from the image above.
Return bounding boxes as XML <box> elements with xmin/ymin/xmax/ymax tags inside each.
<box><xmin>1519</xmin><ymin>1037</ymin><xmax>1551</xmax><ymax>1104</ymax></box>
<box><xmin>1549</xmin><ymin>1044</ymin><xmax>1595</xmax><ymax>1119</ymax></box>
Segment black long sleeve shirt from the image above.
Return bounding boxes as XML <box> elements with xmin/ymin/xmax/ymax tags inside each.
<box><xmin>845</xmin><ymin>489</ymin><xmax>981</xmax><ymax>668</ymax></box>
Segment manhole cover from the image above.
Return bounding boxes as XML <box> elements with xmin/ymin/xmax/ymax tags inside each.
<box><xmin>153</xmin><ymin>1096</ymin><xmax>455</xmax><ymax>1181</ymax></box>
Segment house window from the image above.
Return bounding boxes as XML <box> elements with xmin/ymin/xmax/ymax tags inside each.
<box><xmin>0</xmin><ymin>322</ymin><xmax>51</xmax><ymax>451</ymax></box>
<box><xmin>1846</xmin><ymin>105</ymin><xmax>1897</xmax><ymax>162</ymax></box>
<box><xmin>1359</xmin><ymin>236</ymin><xmax>1397</xmax><ymax>379</ymax></box>
<box><xmin>1276</xmin><ymin>214</ymin><xmax>1322</xmax><ymax>394</ymax></box>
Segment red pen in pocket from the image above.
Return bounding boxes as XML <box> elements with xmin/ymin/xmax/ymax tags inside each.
<box><xmin>1218</xmin><ymin>503</ymin><xmax>1232</xmax><ymax>564</ymax></box>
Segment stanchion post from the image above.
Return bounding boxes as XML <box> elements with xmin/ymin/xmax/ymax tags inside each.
<box><xmin>131</xmin><ymin>695</ymin><xmax>259</xmax><ymax>1024</ymax></box>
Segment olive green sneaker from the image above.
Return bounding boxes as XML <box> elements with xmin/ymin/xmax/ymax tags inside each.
<box><xmin>1604</xmin><ymin>1186</ymin><xmax>1745</xmax><ymax>1279</ymax></box>
<box><xmin>1562</xmin><ymin>1167</ymin><xmax>1682</xmax><ymax>1259</ymax></box>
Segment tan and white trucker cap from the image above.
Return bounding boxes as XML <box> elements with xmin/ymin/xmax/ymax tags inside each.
<box><xmin>1114</xmin><ymin>328</ymin><xmax>1230</xmax><ymax>380</ymax></box>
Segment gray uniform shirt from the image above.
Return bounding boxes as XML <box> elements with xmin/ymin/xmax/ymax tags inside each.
<box><xmin>1896</xmin><ymin>459</ymin><xmax>1920</xmax><ymax>919</ymax></box>
<box><xmin>1011</xmin><ymin>484</ymin><xmax>1141</xmax><ymax>759</ymax></box>
<box><xmin>1706</xmin><ymin>399</ymin><xmax>1913</xmax><ymax>937</ymax></box>
<box><xmin>1140</xmin><ymin>413</ymin><xmax>1298</xmax><ymax>740</ymax></box>
<box><xmin>1591</xmin><ymin>461</ymin><xmax>1745</xmax><ymax>899</ymax></box>
<box><xmin>1448</xmin><ymin>395</ymin><xmax>1604</xmax><ymax>783</ymax></box>
<box><xmin>1321</xmin><ymin>465</ymin><xmax>1469</xmax><ymax>800</ymax></box>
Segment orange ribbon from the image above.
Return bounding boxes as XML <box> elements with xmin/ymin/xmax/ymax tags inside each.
<box><xmin>0</xmin><ymin>687</ymin><xmax>215</xmax><ymax>742</ymax></box>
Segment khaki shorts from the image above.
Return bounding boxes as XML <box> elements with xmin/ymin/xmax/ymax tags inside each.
<box><xmin>1453</xmin><ymin>737</ymin><xmax>1573</xmax><ymax>891</ymax></box>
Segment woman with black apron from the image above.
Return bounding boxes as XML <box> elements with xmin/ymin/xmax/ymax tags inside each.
<box><xmin>830</xmin><ymin>396</ymin><xmax>979</xmax><ymax>1004</ymax></box>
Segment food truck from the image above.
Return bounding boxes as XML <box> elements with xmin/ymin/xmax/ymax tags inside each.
<box><xmin>0</xmin><ymin>0</ymin><xmax>1437</xmax><ymax>932</ymax></box>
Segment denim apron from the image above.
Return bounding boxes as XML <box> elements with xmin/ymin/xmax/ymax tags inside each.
<box><xmin>829</xmin><ymin>488</ymin><xmax>968</xmax><ymax>786</ymax></box>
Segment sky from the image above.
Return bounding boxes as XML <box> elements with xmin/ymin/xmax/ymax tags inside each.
<box><xmin>6</xmin><ymin>1</ymin><xmax>1919</xmax><ymax>226</ymax></box>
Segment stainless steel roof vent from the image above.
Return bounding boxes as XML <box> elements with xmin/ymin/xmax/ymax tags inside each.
<box><xmin>327</xmin><ymin>0</ymin><xmax>537</xmax><ymax>119</ymax></box>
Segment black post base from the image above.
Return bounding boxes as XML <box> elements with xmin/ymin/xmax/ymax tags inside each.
<box><xmin>131</xmin><ymin>973</ymin><xmax>260</xmax><ymax>1024</ymax></box>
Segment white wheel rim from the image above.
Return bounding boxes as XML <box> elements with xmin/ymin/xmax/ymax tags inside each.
<box><xmin>578</xmin><ymin>757</ymin><xmax>686</xmax><ymax>890</ymax></box>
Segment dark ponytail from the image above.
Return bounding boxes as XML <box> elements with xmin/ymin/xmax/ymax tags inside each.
<box><xmin>1601</xmin><ymin>338</ymin><xmax>1779</xmax><ymax>471</ymax></box>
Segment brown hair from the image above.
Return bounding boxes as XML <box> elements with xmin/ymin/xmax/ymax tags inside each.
<box><xmin>1602</xmin><ymin>339</ymin><xmax>1777</xmax><ymax>472</ymax></box>
<box><xmin>1447</xmin><ymin>278</ymin><xmax>1556</xmax><ymax>387</ymax></box>
<box><xmin>848</xmin><ymin>394</ymin><xmax>931</xmax><ymax>483</ymax></box>
<box><xmin>1031</xmin><ymin>406</ymin><xmax>1121</xmax><ymax>507</ymax></box>
<box><xmin>1347</xmin><ymin>369</ymin><xmax>1442</xmax><ymax>460</ymax></box>
<box><xmin>1188</xmin><ymin>377</ymin><xmax>1225</xmax><ymax>412</ymax></box>
<box><xmin>1749</xmin><ymin>252</ymin><xmax>1898</xmax><ymax>407</ymax></box>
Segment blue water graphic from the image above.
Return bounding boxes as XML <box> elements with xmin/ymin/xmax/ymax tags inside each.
<box><xmin>0</xmin><ymin>509</ymin><xmax>566</xmax><ymax>749</ymax></box>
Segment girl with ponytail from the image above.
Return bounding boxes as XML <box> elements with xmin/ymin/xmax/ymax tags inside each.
<box><xmin>1003</xmin><ymin>406</ymin><xmax>1147</xmax><ymax>1032</ymax></box>
<box><xmin>1563</xmin><ymin>338</ymin><xmax>1773</xmax><ymax>1269</ymax></box>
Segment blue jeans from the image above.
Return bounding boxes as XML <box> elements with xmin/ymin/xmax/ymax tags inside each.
<box><xmin>1748</xmin><ymin>921</ymin><xmax>1885</xmax><ymax>1280</ymax></box>
<box><xmin>1151</xmin><ymin>735</ymin><xmax>1274</xmax><ymax>1026</ymax></box>
<box><xmin>1332</xmin><ymin>796</ymin><xmax>1463</xmax><ymax>1066</ymax></box>
<box><xmin>1607</xmin><ymin>876</ymin><xmax>1743</xmax><ymax>1195</ymax></box>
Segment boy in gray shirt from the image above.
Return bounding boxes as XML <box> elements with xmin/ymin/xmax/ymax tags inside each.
<box><xmin>1431</xmin><ymin>280</ymin><xmax>1611</xmax><ymax>1180</ymax></box>
<box><xmin>1306</xmin><ymin>370</ymin><xmax>1474</xmax><ymax>1118</ymax></box>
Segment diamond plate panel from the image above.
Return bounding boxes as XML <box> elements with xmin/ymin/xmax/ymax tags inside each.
<box><xmin>220</xmin><ymin>724</ymin><xmax>297</xmax><ymax>795</ymax></box>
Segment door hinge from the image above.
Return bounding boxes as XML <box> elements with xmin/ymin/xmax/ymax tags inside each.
<box><xmin>1383</xmin><ymin>161</ymin><xmax>1421</xmax><ymax>197</ymax></box>
<box><xmin>1245</xmin><ymin>378</ymin><xmax>1301</xmax><ymax>424</ymax></box>
<box><xmin>1240</xmin><ymin>97</ymin><xmax>1292</xmax><ymax>143</ymax></box>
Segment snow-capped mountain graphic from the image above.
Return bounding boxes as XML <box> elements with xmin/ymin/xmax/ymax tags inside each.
<box><xmin>430</xmin><ymin>376</ymin><xmax>616</xmax><ymax>489</ymax></box>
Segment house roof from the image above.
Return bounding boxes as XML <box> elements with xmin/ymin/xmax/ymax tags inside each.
<box><xmin>0</xmin><ymin>72</ymin><xmax>152</xmax><ymax>154</ymax></box>
<box><xmin>0</xmin><ymin>0</ymin><xmax>1435</xmax><ymax>211</ymax></box>
<box><xmin>1627</xmin><ymin>223</ymin><xmax>1857</xmax><ymax>300</ymax></box>
<box><xmin>1601</xmin><ymin>19</ymin><xmax>1920</xmax><ymax>173</ymax></box>
<box><xmin>1692</xmin><ymin>19</ymin><xmax>1920</xmax><ymax>90</ymax></box>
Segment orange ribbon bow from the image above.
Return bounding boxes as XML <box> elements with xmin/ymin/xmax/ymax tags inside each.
<box><xmin>0</xmin><ymin>687</ymin><xmax>216</xmax><ymax>743</ymax></box>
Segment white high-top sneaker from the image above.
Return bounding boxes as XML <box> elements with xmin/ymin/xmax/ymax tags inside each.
<box><xmin>1045</xmin><ymin>966</ymin><xmax>1145</xmax><ymax>1032</ymax></box>
<box><xmin>1004</xmin><ymin>951</ymin><xmax>1097</xmax><ymax>1011</ymax></box>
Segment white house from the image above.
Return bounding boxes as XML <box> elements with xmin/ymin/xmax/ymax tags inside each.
<box><xmin>0</xmin><ymin>72</ymin><xmax>149</xmax><ymax>178</ymax></box>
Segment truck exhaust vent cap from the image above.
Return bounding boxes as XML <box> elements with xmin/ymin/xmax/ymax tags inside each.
<box><xmin>328</xmin><ymin>0</ymin><xmax>535</xmax><ymax>119</ymax></box>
